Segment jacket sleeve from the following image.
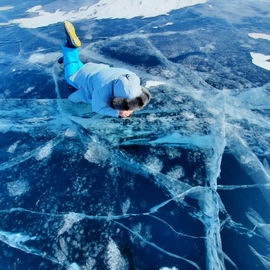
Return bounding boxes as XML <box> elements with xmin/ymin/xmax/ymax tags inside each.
<box><xmin>91</xmin><ymin>82</ymin><xmax>119</xmax><ymax>118</ymax></box>
<box><xmin>68</xmin><ymin>89</ymin><xmax>88</xmax><ymax>103</ymax></box>
<box><xmin>95</xmin><ymin>106</ymin><xmax>119</xmax><ymax>118</ymax></box>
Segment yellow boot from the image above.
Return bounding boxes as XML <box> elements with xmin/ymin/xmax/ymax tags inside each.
<box><xmin>64</xmin><ymin>21</ymin><xmax>81</xmax><ymax>48</ymax></box>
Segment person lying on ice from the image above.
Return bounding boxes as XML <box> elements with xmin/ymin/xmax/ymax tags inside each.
<box><xmin>60</xmin><ymin>21</ymin><xmax>151</xmax><ymax>118</ymax></box>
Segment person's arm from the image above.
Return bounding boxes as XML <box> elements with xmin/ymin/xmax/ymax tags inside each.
<box><xmin>91</xmin><ymin>81</ymin><xmax>121</xmax><ymax>117</ymax></box>
<box><xmin>96</xmin><ymin>106</ymin><xmax>119</xmax><ymax>118</ymax></box>
<box><xmin>68</xmin><ymin>90</ymin><xmax>87</xmax><ymax>103</ymax></box>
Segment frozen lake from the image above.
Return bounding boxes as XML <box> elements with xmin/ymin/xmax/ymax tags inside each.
<box><xmin>0</xmin><ymin>0</ymin><xmax>270</xmax><ymax>269</ymax></box>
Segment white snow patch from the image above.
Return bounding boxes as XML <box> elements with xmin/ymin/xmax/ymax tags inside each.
<box><xmin>0</xmin><ymin>6</ymin><xmax>13</xmax><ymax>11</ymax></box>
<box><xmin>10</xmin><ymin>0</ymin><xmax>208</xmax><ymax>28</ymax></box>
<box><xmin>7</xmin><ymin>140</ymin><xmax>20</xmax><ymax>153</ymax></box>
<box><xmin>36</xmin><ymin>141</ymin><xmax>53</xmax><ymax>160</ymax></box>
<box><xmin>93</xmin><ymin>0</ymin><xmax>208</xmax><ymax>19</ymax></box>
<box><xmin>28</xmin><ymin>52</ymin><xmax>61</xmax><ymax>64</ymax></box>
<box><xmin>248</xmin><ymin>33</ymin><xmax>270</xmax><ymax>42</ymax></box>
<box><xmin>106</xmin><ymin>238</ymin><xmax>128</xmax><ymax>270</ymax></box>
<box><xmin>7</xmin><ymin>180</ymin><xmax>30</xmax><ymax>197</ymax></box>
<box><xmin>145</xmin><ymin>80</ymin><xmax>166</xmax><ymax>88</ymax></box>
<box><xmin>250</xmin><ymin>52</ymin><xmax>270</xmax><ymax>71</ymax></box>
<box><xmin>58</xmin><ymin>212</ymin><xmax>84</xmax><ymax>236</ymax></box>
<box><xmin>24</xmin><ymin>86</ymin><xmax>35</xmax><ymax>94</ymax></box>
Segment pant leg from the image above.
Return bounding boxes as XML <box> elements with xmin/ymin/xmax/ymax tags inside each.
<box><xmin>62</xmin><ymin>44</ymin><xmax>84</xmax><ymax>88</ymax></box>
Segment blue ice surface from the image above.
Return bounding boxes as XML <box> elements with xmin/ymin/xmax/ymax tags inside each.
<box><xmin>0</xmin><ymin>0</ymin><xmax>270</xmax><ymax>269</ymax></box>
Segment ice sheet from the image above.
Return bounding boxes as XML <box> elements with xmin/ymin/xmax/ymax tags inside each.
<box><xmin>0</xmin><ymin>0</ymin><xmax>270</xmax><ymax>269</ymax></box>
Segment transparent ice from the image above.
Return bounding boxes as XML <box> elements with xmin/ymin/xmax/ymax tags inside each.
<box><xmin>0</xmin><ymin>0</ymin><xmax>270</xmax><ymax>269</ymax></box>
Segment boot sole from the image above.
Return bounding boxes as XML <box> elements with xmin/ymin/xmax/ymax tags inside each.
<box><xmin>64</xmin><ymin>21</ymin><xmax>81</xmax><ymax>47</ymax></box>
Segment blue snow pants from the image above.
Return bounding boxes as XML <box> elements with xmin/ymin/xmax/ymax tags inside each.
<box><xmin>62</xmin><ymin>44</ymin><xmax>84</xmax><ymax>88</ymax></box>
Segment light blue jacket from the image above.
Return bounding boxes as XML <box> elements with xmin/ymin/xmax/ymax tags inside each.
<box><xmin>68</xmin><ymin>63</ymin><xmax>142</xmax><ymax>117</ymax></box>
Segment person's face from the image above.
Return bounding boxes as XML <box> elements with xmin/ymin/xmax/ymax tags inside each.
<box><xmin>119</xmin><ymin>110</ymin><xmax>134</xmax><ymax>118</ymax></box>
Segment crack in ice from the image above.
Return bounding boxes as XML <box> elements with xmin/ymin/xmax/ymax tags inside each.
<box><xmin>114</xmin><ymin>221</ymin><xmax>201</xmax><ymax>270</ymax></box>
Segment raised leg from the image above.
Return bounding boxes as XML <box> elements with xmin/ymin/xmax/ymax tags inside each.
<box><xmin>62</xmin><ymin>45</ymin><xmax>84</xmax><ymax>88</ymax></box>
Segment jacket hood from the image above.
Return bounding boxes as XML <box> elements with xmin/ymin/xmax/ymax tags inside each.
<box><xmin>113</xmin><ymin>73</ymin><xmax>142</xmax><ymax>99</ymax></box>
